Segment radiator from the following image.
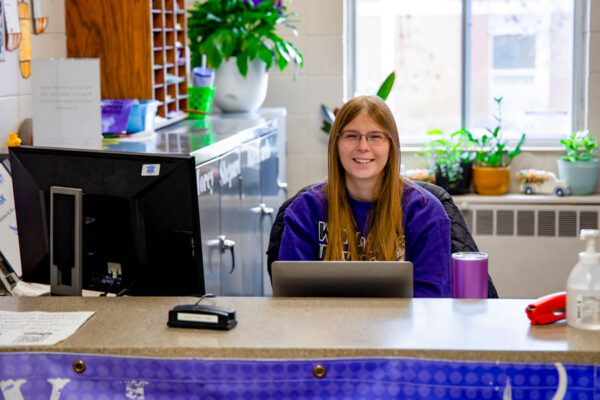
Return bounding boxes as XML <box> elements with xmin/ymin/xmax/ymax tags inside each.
<box><xmin>455</xmin><ymin>195</ymin><xmax>600</xmax><ymax>298</ymax></box>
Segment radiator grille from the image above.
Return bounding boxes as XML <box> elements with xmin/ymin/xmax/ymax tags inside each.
<box><xmin>537</xmin><ymin>211</ymin><xmax>556</xmax><ymax>237</ymax></box>
<box><xmin>462</xmin><ymin>207</ymin><xmax>598</xmax><ymax>238</ymax></box>
<box><xmin>581</xmin><ymin>211</ymin><xmax>599</xmax><ymax>230</ymax></box>
<box><xmin>496</xmin><ymin>210</ymin><xmax>514</xmax><ymax>236</ymax></box>
<box><xmin>517</xmin><ymin>210</ymin><xmax>535</xmax><ymax>236</ymax></box>
<box><xmin>559</xmin><ymin>211</ymin><xmax>577</xmax><ymax>237</ymax></box>
<box><xmin>476</xmin><ymin>210</ymin><xmax>493</xmax><ymax>235</ymax></box>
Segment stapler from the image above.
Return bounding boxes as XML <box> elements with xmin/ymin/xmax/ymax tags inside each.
<box><xmin>168</xmin><ymin>294</ymin><xmax>237</xmax><ymax>330</ymax></box>
<box><xmin>525</xmin><ymin>291</ymin><xmax>566</xmax><ymax>325</ymax></box>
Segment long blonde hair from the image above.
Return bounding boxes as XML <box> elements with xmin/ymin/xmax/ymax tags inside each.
<box><xmin>323</xmin><ymin>95</ymin><xmax>405</xmax><ymax>261</ymax></box>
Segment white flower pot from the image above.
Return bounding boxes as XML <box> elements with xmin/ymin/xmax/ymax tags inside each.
<box><xmin>213</xmin><ymin>57</ymin><xmax>269</xmax><ymax>113</ymax></box>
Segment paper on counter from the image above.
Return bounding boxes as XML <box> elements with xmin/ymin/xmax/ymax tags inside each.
<box><xmin>0</xmin><ymin>310</ymin><xmax>94</xmax><ymax>346</ymax></box>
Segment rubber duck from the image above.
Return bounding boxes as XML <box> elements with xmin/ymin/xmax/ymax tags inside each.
<box><xmin>6</xmin><ymin>132</ymin><xmax>22</xmax><ymax>147</ymax></box>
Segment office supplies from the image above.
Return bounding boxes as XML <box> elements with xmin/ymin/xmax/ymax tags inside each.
<box><xmin>168</xmin><ymin>294</ymin><xmax>237</xmax><ymax>330</ymax></box>
<box><xmin>271</xmin><ymin>260</ymin><xmax>413</xmax><ymax>297</ymax></box>
<box><xmin>525</xmin><ymin>291</ymin><xmax>566</xmax><ymax>325</ymax></box>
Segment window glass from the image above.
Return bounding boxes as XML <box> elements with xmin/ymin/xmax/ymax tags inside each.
<box><xmin>355</xmin><ymin>1</ymin><xmax>461</xmax><ymax>144</ymax></box>
<box><xmin>354</xmin><ymin>0</ymin><xmax>575</xmax><ymax>144</ymax></box>
<box><xmin>469</xmin><ymin>0</ymin><xmax>573</xmax><ymax>142</ymax></box>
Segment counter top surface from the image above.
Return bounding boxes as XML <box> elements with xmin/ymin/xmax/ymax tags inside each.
<box><xmin>103</xmin><ymin>108</ymin><xmax>286</xmax><ymax>165</ymax></box>
<box><xmin>0</xmin><ymin>297</ymin><xmax>598</xmax><ymax>363</ymax></box>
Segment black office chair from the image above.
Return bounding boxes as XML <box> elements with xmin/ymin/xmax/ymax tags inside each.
<box><xmin>266</xmin><ymin>181</ymin><xmax>499</xmax><ymax>298</ymax></box>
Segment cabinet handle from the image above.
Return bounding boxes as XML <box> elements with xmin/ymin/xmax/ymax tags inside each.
<box><xmin>277</xmin><ymin>180</ymin><xmax>288</xmax><ymax>193</ymax></box>
<box><xmin>251</xmin><ymin>203</ymin><xmax>274</xmax><ymax>215</ymax></box>
<box><xmin>251</xmin><ymin>203</ymin><xmax>274</xmax><ymax>225</ymax></box>
<box><xmin>206</xmin><ymin>235</ymin><xmax>236</xmax><ymax>273</ymax></box>
<box><xmin>220</xmin><ymin>235</ymin><xmax>236</xmax><ymax>274</ymax></box>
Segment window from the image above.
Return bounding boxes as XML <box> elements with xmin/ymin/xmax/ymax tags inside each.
<box><xmin>349</xmin><ymin>0</ymin><xmax>586</xmax><ymax>145</ymax></box>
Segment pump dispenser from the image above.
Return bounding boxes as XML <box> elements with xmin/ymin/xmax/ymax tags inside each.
<box><xmin>566</xmin><ymin>229</ymin><xmax>600</xmax><ymax>330</ymax></box>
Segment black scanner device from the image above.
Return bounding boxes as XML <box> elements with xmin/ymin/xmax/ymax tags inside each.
<box><xmin>168</xmin><ymin>296</ymin><xmax>237</xmax><ymax>330</ymax></box>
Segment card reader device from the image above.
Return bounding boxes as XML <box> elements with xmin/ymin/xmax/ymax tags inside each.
<box><xmin>167</xmin><ymin>294</ymin><xmax>237</xmax><ymax>330</ymax></box>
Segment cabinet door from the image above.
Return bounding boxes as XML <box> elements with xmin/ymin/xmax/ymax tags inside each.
<box><xmin>260</xmin><ymin>132</ymin><xmax>280</xmax><ymax>296</ymax></box>
<box><xmin>240</xmin><ymin>139</ymin><xmax>263</xmax><ymax>296</ymax></box>
<box><xmin>196</xmin><ymin>159</ymin><xmax>221</xmax><ymax>295</ymax></box>
<box><xmin>218</xmin><ymin>149</ymin><xmax>242</xmax><ymax>295</ymax></box>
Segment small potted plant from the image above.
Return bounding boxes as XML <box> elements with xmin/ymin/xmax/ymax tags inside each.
<box><xmin>188</xmin><ymin>0</ymin><xmax>303</xmax><ymax>112</ymax></box>
<box><xmin>557</xmin><ymin>130</ymin><xmax>598</xmax><ymax>195</ymax></box>
<box><xmin>464</xmin><ymin>97</ymin><xmax>526</xmax><ymax>195</ymax></box>
<box><xmin>417</xmin><ymin>129</ymin><xmax>476</xmax><ymax>194</ymax></box>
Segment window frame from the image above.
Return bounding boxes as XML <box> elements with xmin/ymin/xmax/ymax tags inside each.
<box><xmin>345</xmin><ymin>0</ymin><xmax>590</xmax><ymax>146</ymax></box>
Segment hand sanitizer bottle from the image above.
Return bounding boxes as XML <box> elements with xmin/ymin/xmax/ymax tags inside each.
<box><xmin>567</xmin><ymin>229</ymin><xmax>600</xmax><ymax>330</ymax></box>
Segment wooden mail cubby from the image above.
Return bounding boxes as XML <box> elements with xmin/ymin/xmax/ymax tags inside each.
<box><xmin>66</xmin><ymin>0</ymin><xmax>188</xmax><ymax>123</ymax></box>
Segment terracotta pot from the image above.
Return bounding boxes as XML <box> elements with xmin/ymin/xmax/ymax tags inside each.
<box><xmin>472</xmin><ymin>166</ymin><xmax>511</xmax><ymax>195</ymax></box>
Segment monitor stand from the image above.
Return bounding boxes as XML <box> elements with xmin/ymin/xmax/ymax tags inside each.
<box><xmin>49</xmin><ymin>186</ymin><xmax>83</xmax><ymax>296</ymax></box>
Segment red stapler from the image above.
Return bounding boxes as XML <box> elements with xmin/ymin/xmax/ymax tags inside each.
<box><xmin>525</xmin><ymin>291</ymin><xmax>566</xmax><ymax>325</ymax></box>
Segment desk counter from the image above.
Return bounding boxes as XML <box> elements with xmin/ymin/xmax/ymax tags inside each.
<box><xmin>0</xmin><ymin>296</ymin><xmax>597</xmax><ymax>364</ymax></box>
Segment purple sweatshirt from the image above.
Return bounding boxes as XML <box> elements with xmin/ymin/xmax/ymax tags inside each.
<box><xmin>278</xmin><ymin>181</ymin><xmax>452</xmax><ymax>297</ymax></box>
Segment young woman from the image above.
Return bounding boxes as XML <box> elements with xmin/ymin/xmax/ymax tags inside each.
<box><xmin>278</xmin><ymin>95</ymin><xmax>452</xmax><ymax>297</ymax></box>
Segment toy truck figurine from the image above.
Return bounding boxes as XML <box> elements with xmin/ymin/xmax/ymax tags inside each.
<box><xmin>516</xmin><ymin>169</ymin><xmax>570</xmax><ymax>196</ymax></box>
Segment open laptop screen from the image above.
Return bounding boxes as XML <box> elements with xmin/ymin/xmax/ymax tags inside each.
<box><xmin>271</xmin><ymin>261</ymin><xmax>413</xmax><ymax>298</ymax></box>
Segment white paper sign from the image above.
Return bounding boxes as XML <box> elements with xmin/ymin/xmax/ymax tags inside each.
<box><xmin>32</xmin><ymin>59</ymin><xmax>102</xmax><ymax>150</ymax></box>
<box><xmin>0</xmin><ymin>310</ymin><xmax>94</xmax><ymax>346</ymax></box>
<box><xmin>3</xmin><ymin>0</ymin><xmax>20</xmax><ymax>34</ymax></box>
<box><xmin>0</xmin><ymin>162</ymin><xmax>21</xmax><ymax>276</ymax></box>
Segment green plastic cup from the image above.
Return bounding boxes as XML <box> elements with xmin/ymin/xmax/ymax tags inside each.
<box><xmin>188</xmin><ymin>86</ymin><xmax>215</xmax><ymax>119</ymax></box>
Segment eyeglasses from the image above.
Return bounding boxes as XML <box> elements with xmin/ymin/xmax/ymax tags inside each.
<box><xmin>338</xmin><ymin>131</ymin><xmax>390</xmax><ymax>146</ymax></box>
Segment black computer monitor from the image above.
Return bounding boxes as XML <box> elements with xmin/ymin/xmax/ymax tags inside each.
<box><xmin>9</xmin><ymin>145</ymin><xmax>205</xmax><ymax>296</ymax></box>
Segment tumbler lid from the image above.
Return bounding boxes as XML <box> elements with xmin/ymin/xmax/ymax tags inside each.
<box><xmin>452</xmin><ymin>252</ymin><xmax>488</xmax><ymax>260</ymax></box>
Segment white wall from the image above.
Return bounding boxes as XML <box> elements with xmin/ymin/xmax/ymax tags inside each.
<box><xmin>262</xmin><ymin>0</ymin><xmax>344</xmax><ymax>196</ymax></box>
<box><xmin>0</xmin><ymin>0</ymin><xmax>65</xmax><ymax>153</ymax></box>
<box><xmin>0</xmin><ymin>0</ymin><xmax>598</xmax><ymax>197</ymax></box>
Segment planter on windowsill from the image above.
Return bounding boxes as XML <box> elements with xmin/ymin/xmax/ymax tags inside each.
<box><xmin>435</xmin><ymin>161</ymin><xmax>473</xmax><ymax>195</ymax></box>
<box><xmin>472</xmin><ymin>166</ymin><xmax>511</xmax><ymax>196</ymax></box>
<box><xmin>557</xmin><ymin>158</ymin><xmax>599</xmax><ymax>195</ymax></box>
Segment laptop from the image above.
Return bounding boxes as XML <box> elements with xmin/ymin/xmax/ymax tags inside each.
<box><xmin>271</xmin><ymin>261</ymin><xmax>413</xmax><ymax>298</ymax></box>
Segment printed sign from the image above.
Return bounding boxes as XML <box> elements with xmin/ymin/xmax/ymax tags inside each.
<box><xmin>0</xmin><ymin>162</ymin><xmax>21</xmax><ymax>276</ymax></box>
<box><xmin>0</xmin><ymin>0</ymin><xmax>6</xmax><ymax>61</ymax></box>
<box><xmin>32</xmin><ymin>59</ymin><xmax>102</xmax><ymax>150</ymax></box>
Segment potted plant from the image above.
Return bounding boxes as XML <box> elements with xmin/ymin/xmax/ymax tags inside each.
<box><xmin>557</xmin><ymin>130</ymin><xmax>598</xmax><ymax>195</ymax></box>
<box><xmin>321</xmin><ymin>72</ymin><xmax>395</xmax><ymax>133</ymax></box>
<box><xmin>417</xmin><ymin>129</ymin><xmax>476</xmax><ymax>194</ymax></box>
<box><xmin>188</xmin><ymin>0</ymin><xmax>303</xmax><ymax>112</ymax></box>
<box><xmin>464</xmin><ymin>97</ymin><xmax>526</xmax><ymax>195</ymax></box>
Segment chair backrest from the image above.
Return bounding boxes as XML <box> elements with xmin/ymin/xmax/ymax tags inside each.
<box><xmin>266</xmin><ymin>181</ymin><xmax>499</xmax><ymax>298</ymax></box>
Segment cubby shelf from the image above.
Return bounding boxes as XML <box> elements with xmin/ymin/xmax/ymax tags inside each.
<box><xmin>66</xmin><ymin>0</ymin><xmax>189</xmax><ymax>122</ymax></box>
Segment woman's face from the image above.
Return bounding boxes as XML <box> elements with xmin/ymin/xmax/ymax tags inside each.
<box><xmin>337</xmin><ymin>110</ymin><xmax>390</xmax><ymax>194</ymax></box>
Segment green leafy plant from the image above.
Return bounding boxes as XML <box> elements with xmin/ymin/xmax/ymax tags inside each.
<box><xmin>560</xmin><ymin>130</ymin><xmax>598</xmax><ymax>162</ymax></box>
<box><xmin>463</xmin><ymin>97</ymin><xmax>526</xmax><ymax>167</ymax></box>
<box><xmin>188</xmin><ymin>0</ymin><xmax>303</xmax><ymax>77</ymax></box>
<box><xmin>417</xmin><ymin>129</ymin><xmax>475</xmax><ymax>187</ymax></box>
<box><xmin>321</xmin><ymin>71</ymin><xmax>396</xmax><ymax>134</ymax></box>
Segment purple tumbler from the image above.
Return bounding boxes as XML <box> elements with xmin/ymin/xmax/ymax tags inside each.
<box><xmin>452</xmin><ymin>252</ymin><xmax>488</xmax><ymax>299</ymax></box>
